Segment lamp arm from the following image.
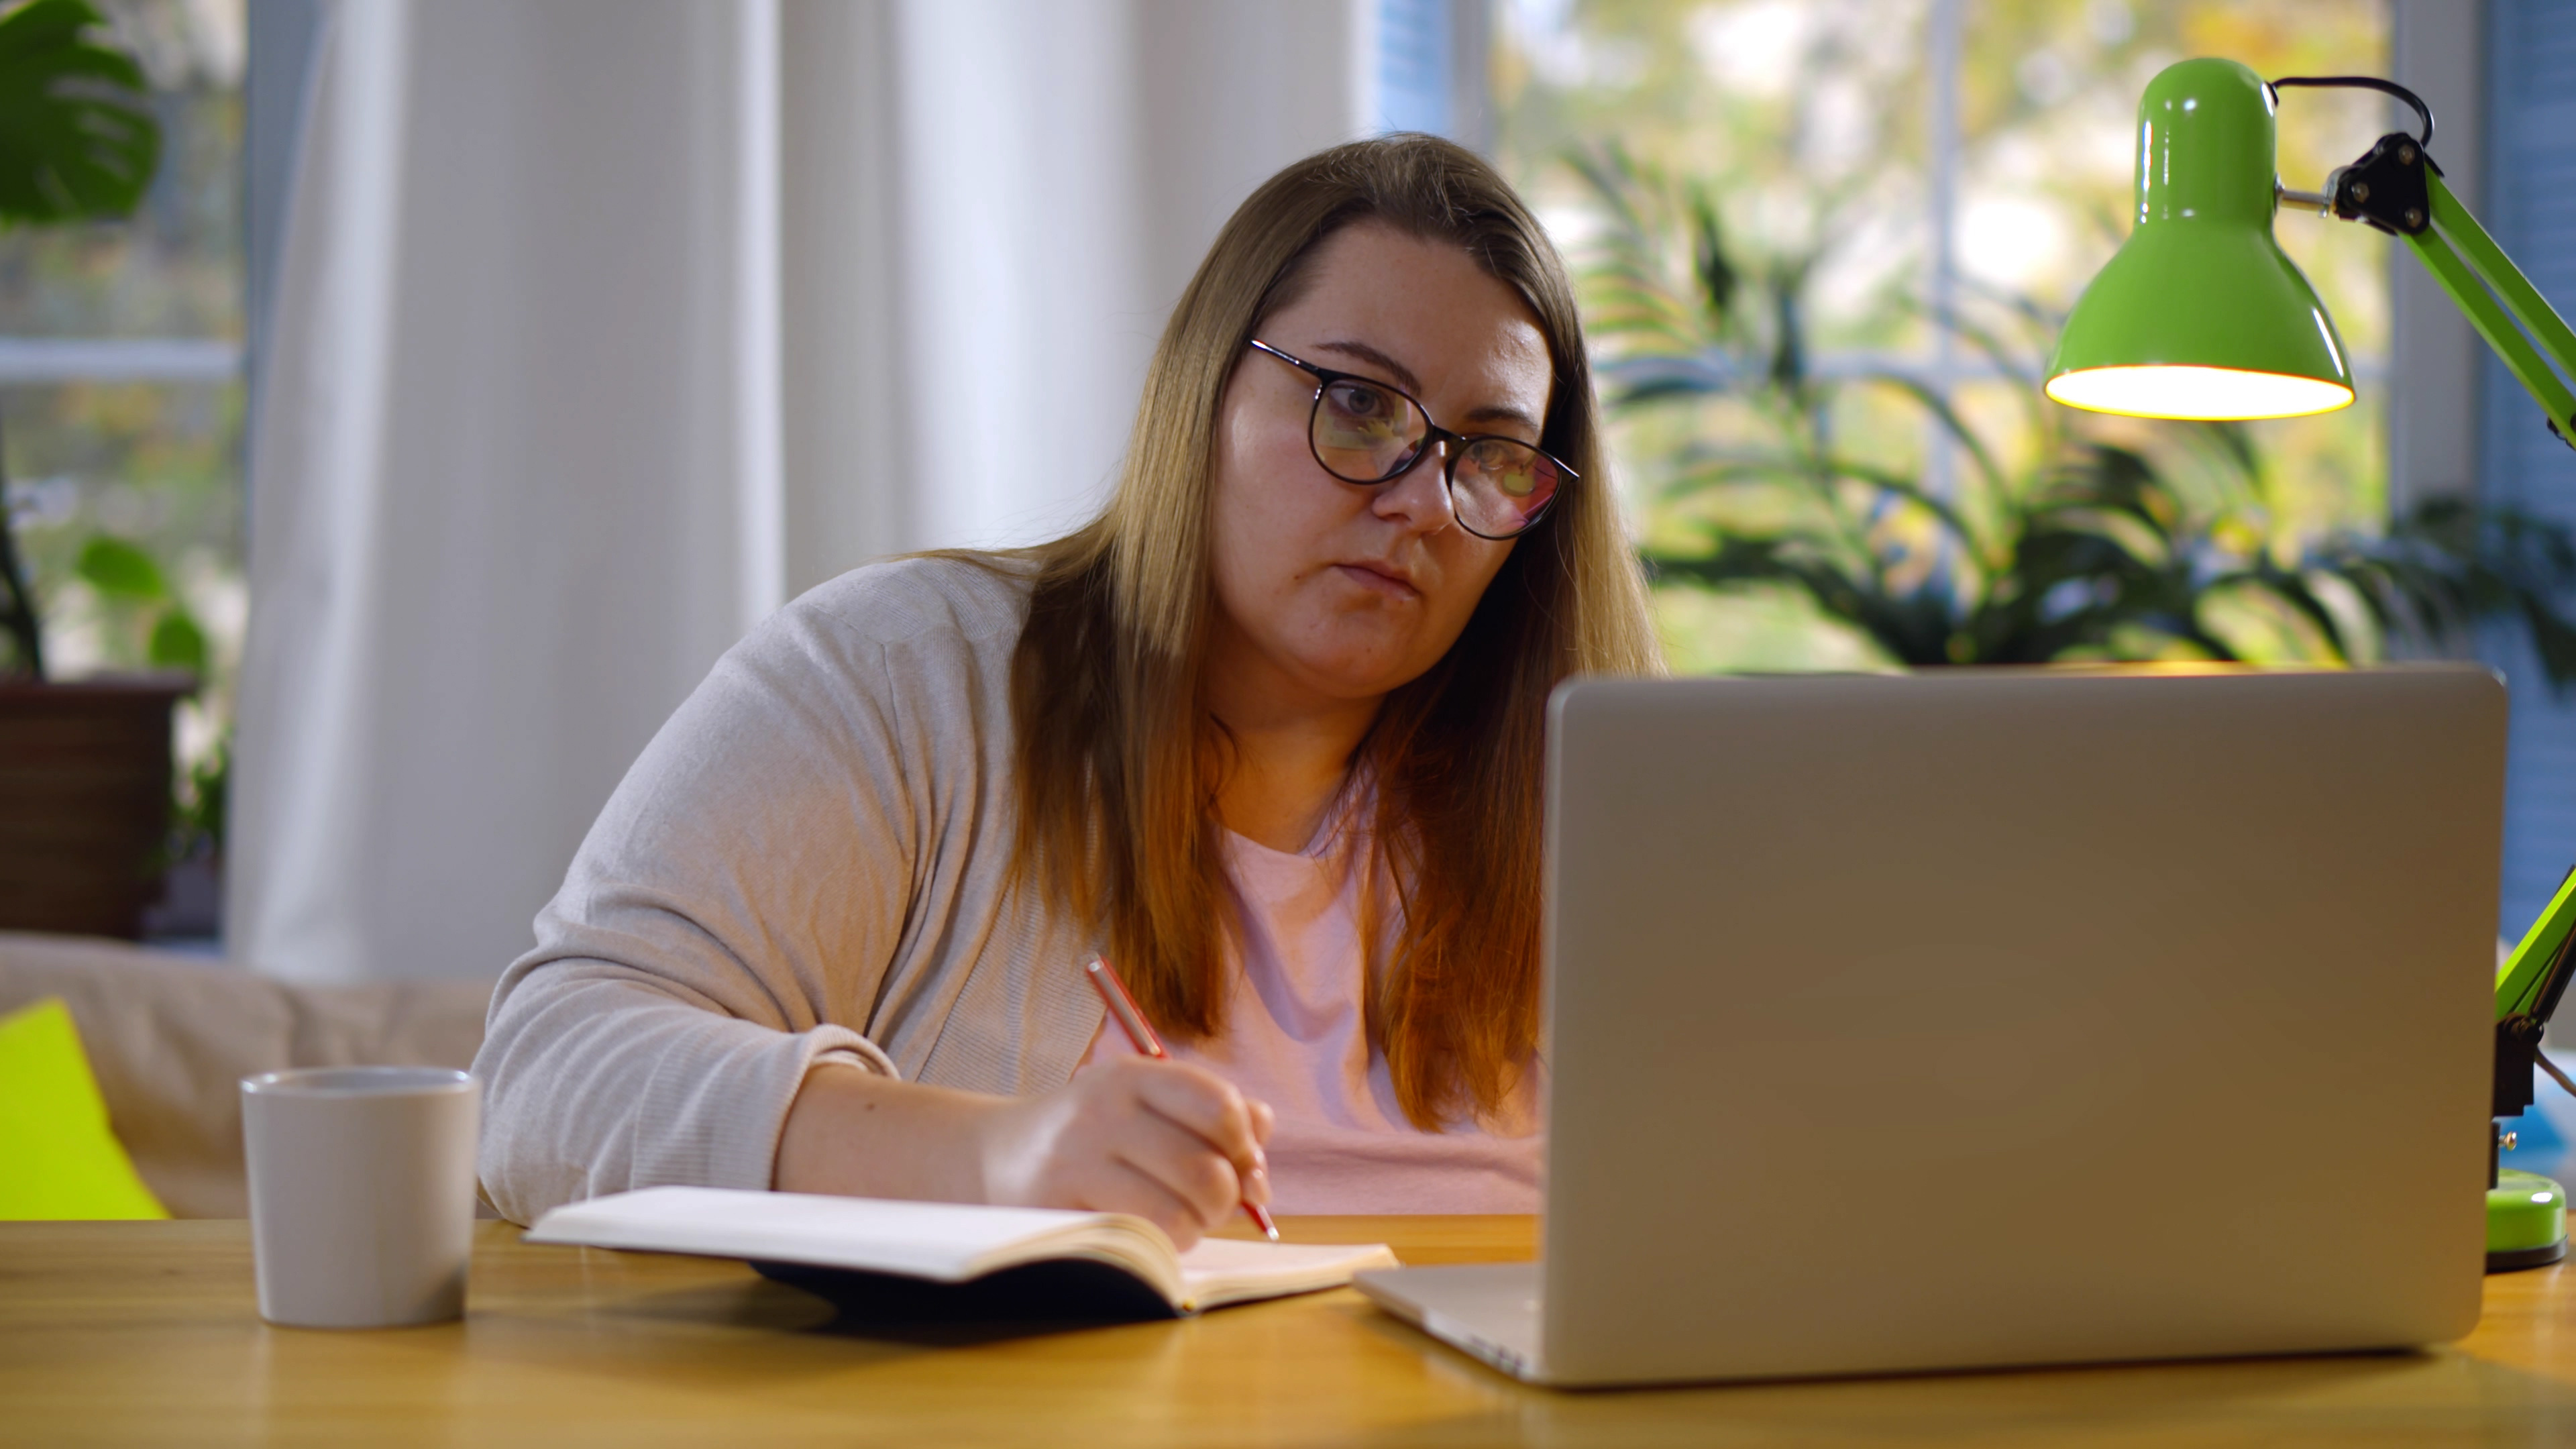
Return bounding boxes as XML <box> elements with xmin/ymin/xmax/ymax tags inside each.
<box><xmin>2406</xmin><ymin>227</ymin><xmax>2576</xmax><ymax>448</ymax></box>
<box><xmin>2502</xmin><ymin>869</ymin><xmax>2576</xmax><ymax>1025</ymax></box>
<box><xmin>2267</xmin><ymin>89</ymin><xmax>2576</xmax><ymax>447</ymax></box>
<box><xmin>2495</xmin><ymin>871</ymin><xmax>2576</xmax><ymax>1126</ymax></box>
<box><xmin>2426</xmin><ymin>174</ymin><xmax>2576</xmax><ymax>401</ymax></box>
<box><xmin>2409</xmin><ymin>172</ymin><xmax>2576</xmax><ymax>449</ymax></box>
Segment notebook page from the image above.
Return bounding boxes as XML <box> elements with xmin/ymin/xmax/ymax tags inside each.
<box><xmin>1175</xmin><ymin>1238</ymin><xmax>1402</xmax><ymax>1309</ymax></box>
<box><xmin>526</xmin><ymin>1187</ymin><xmax>1132</xmax><ymax>1282</ymax></box>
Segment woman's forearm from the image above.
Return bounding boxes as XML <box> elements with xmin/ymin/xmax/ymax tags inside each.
<box><xmin>771</xmin><ymin>1062</ymin><xmax>1004</xmax><ymax>1201</ymax></box>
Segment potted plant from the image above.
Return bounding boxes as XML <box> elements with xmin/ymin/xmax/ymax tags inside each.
<box><xmin>0</xmin><ymin>0</ymin><xmax>194</xmax><ymax>938</ymax></box>
<box><xmin>1568</xmin><ymin>148</ymin><xmax>2576</xmax><ymax>684</ymax></box>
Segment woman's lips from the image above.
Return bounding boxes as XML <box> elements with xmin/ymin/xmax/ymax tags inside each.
<box><xmin>1334</xmin><ymin>561</ymin><xmax>1421</xmax><ymax>598</ymax></box>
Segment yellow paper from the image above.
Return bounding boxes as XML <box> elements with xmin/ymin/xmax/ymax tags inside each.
<box><xmin>0</xmin><ymin>997</ymin><xmax>168</xmax><ymax>1220</ymax></box>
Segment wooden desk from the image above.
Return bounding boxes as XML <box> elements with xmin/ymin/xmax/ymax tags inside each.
<box><xmin>7</xmin><ymin>1216</ymin><xmax>2576</xmax><ymax>1446</ymax></box>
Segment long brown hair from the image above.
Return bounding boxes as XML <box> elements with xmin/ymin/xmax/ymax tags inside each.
<box><xmin>1006</xmin><ymin>134</ymin><xmax>1660</xmax><ymax>1128</ymax></box>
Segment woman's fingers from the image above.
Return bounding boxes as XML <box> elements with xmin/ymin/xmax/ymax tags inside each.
<box><xmin>981</xmin><ymin>1056</ymin><xmax>1281</xmax><ymax>1234</ymax></box>
<box><xmin>1244</xmin><ymin>1098</ymin><xmax>1276</xmax><ymax>1204</ymax></box>
<box><xmin>1124</xmin><ymin>1059</ymin><xmax>1269</xmax><ymax>1185</ymax></box>
<box><xmin>1108</xmin><ymin>1104</ymin><xmax>1248</xmax><ymax>1228</ymax></box>
<box><xmin>1095</xmin><ymin>1156</ymin><xmax>1215</xmax><ymax>1250</ymax></box>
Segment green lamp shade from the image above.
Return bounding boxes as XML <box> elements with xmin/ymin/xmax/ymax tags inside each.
<box><xmin>2045</xmin><ymin>57</ymin><xmax>2355</xmax><ymax>421</ymax></box>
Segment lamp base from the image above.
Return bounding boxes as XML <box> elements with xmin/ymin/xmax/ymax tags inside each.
<box><xmin>2487</xmin><ymin>1168</ymin><xmax>2567</xmax><ymax>1273</ymax></box>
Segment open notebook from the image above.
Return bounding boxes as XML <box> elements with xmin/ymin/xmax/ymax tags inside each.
<box><xmin>526</xmin><ymin>1187</ymin><xmax>1399</xmax><ymax>1320</ymax></box>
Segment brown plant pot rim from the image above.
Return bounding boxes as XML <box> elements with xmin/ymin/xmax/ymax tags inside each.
<box><xmin>0</xmin><ymin>672</ymin><xmax>198</xmax><ymax>700</ymax></box>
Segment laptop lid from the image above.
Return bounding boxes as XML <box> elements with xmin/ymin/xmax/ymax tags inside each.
<box><xmin>1540</xmin><ymin>667</ymin><xmax>2503</xmax><ymax>1387</ymax></box>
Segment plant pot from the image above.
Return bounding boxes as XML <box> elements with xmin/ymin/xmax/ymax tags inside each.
<box><xmin>0</xmin><ymin>674</ymin><xmax>194</xmax><ymax>938</ymax></box>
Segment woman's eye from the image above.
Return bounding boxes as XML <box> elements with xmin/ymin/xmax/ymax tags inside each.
<box><xmin>1324</xmin><ymin>381</ymin><xmax>1401</xmax><ymax>431</ymax></box>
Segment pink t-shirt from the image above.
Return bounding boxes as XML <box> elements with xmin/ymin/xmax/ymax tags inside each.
<box><xmin>1080</xmin><ymin>810</ymin><xmax>1543</xmax><ymax>1214</ymax></box>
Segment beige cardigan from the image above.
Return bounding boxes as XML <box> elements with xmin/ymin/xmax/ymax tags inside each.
<box><xmin>472</xmin><ymin>557</ymin><xmax>1106</xmax><ymax>1224</ymax></box>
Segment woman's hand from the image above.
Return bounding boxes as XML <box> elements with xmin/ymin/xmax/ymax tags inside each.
<box><xmin>773</xmin><ymin>1057</ymin><xmax>1274</xmax><ymax>1250</ymax></box>
<box><xmin>978</xmin><ymin>1055</ymin><xmax>1274</xmax><ymax>1248</ymax></box>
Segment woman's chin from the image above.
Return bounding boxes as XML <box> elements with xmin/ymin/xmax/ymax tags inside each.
<box><xmin>1281</xmin><ymin>642</ymin><xmax>1442</xmax><ymax>703</ymax></box>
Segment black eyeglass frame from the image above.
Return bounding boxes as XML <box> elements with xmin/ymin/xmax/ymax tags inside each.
<box><xmin>1246</xmin><ymin>339</ymin><xmax>1574</xmax><ymax>541</ymax></box>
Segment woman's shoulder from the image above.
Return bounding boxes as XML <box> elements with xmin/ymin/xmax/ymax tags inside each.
<box><xmin>788</xmin><ymin>551</ymin><xmax>1039</xmax><ymax>652</ymax></box>
<box><xmin>707</xmin><ymin>553</ymin><xmax>1037</xmax><ymax>731</ymax></box>
<box><xmin>663</xmin><ymin>553</ymin><xmax>1034</xmax><ymax>788</ymax></box>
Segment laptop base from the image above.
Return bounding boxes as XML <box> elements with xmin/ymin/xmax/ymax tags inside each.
<box><xmin>1354</xmin><ymin>1263</ymin><xmax>1550</xmax><ymax>1384</ymax></box>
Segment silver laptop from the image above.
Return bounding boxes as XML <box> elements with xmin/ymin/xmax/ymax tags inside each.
<box><xmin>1357</xmin><ymin>666</ymin><xmax>2504</xmax><ymax>1387</ymax></box>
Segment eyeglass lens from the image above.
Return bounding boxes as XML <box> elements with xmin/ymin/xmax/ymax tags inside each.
<box><xmin>1311</xmin><ymin>377</ymin><xmax>1560</xmax><ymax>538</ymax></box>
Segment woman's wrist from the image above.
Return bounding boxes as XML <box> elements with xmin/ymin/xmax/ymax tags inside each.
<box><xmin>771</xmin><ymin>1060</ymin><xmax>1006</xmax><ymax>1201</ymax></box>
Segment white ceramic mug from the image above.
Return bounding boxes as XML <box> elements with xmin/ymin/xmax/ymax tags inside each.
<box><xmin>239</xmin><ymin>1067</ymin><xmax>481</xmax><ymax>1329</ymax></box>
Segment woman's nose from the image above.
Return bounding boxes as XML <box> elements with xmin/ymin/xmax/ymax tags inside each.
<box><xmin>1371</xmin><ymin>441</ymin><xmax>1457</xmax><ymax>533</ymax></box>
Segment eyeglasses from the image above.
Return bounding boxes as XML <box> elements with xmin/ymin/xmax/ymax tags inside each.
<box><xmin>1247</xmin><ymin>339</ymin><xmax>1570</xmax><ymax>541</ymax></box>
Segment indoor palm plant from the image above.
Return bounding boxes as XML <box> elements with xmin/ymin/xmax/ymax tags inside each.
<box><xmin>0</xmin><ymin>0</ymin><xmax>199</xmax><ymax>938</ymax></box>
<box><xmin>1571</xmin><ymin>148</ymin><xmax>2576</xmax><ymax>685</ymax></box>
<box><xmin>0</xmin><ymin>0</ymin><xmax>163</xmax><ymax>675</ymax></box>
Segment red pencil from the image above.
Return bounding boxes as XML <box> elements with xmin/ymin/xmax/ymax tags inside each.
<box><xmin>1081</xmin><ymin>955</ymin><xmax>1281</xmax><ymax>1242</ymax></box>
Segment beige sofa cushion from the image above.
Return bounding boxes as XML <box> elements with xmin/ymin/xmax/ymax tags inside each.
<box><xmin>0</xmin><ymin>932</ymin><xmax>492</xmax><ymax>1218</ymax></box>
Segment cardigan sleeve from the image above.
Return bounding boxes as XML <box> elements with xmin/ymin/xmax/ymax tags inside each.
<box><xmin>471</xmin><ymin>587</ymin><xmax>938</xmax><ymax>1224</ymax></box>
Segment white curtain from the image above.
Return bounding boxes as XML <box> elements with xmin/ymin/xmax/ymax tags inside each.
<box><xmin>233</xmin><ymin>0</ymin><xmax>1373</xmax><ymax>983</ymax></box>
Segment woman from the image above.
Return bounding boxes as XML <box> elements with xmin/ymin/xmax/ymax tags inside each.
<box><xmin>474</xmin><ymin>135</ymin><xmax>1660</xmax><ymax>1244</ymax></box>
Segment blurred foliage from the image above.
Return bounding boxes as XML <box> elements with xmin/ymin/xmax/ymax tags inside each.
<box><xmin>0</xmin><ymin>0</ymin><xmax>240</xmax><ymax>337</ymax></box>
<box><xmin>0</xmin><ymin>0</ymin><xmax>160</xmax><ymax>227</ymax></box>
<box><xmin>75</xmin><ymin>532</ymin><xmax>205</xmax><ymax>672</ymax></box>
<box><xmin>1495</xmin><ymin>0</ymin><xmax>2388</xmax><ymax>347</ymax></box>
<box><xmin>74</xmin><ymin>529</ymin><xmax>160</xmax><ymax>594</ymax></box>
<box><xmin>7</xmin><ymin>383</ymin><xmax>241</xmax><ymax>677</ymax></box>
<box><xmin>0</xmin><ymin>0</ymin><xmax>170</xmax><ymax>680</ymax></box>
<box><xmin>0</xmin><ymin>0</ymin><xmax>237</xmax><ymax>863</ymax></box>
<box><xmin>1576</xmin><ymin>148</ymin><xmax>2576</xmax><ymax>684</ymax></box>
<box><xmin>1495</xmin><ymin>0</ymin><xmax>2402</xmax><ymax>669</ymax></box>
<box><xmin>156</xmin><ymin>731</ymin><xmax>222</xmax><ymax>869</ymax></box>
<box><xmin>0</xmin><ymin>0</ymin><xmax>245</xmax><ymax>682</ymax></box>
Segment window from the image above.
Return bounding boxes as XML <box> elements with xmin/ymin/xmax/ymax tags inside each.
<box><xmin>1380</xmin><ymin>0</ymin><xmax>1459</xmax><ymax>135</ymax></box>
<box><xmin>2480</xmin><ymin>0</ymin><xmax>2576</xmax><ymax>933</ymax></box>
<box><xmin>1494</xmin><ymin>0</ymin><xmax>2392</xmax><ymax>671</ymax></box>
<box><xmin>1</xmin><ymin>0</ymin><xmax>246</xmax><ymax>930</ymax></box>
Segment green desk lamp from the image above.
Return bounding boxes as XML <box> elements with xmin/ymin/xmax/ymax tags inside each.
<box><xmin>2046</xmin><ymin>57</ymin><xmax>2576</xmax><ymax>446</ymax></box>
<box><xmin>2047</xmin><ymin>56</ymin><xmax>2576</xmax><ymax>1271</ymax></box>
<box><xmin>2490</xmin><ymin>875</ymin><xmax>2576</xmax><ymax>1270</ymax></box>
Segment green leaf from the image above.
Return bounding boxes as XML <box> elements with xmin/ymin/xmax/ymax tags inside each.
<box><xmin>74</xmin><ymin>535</ymin><xmax>165</xmax><ymax>599</ymax></box>
<box><xmin>2296</xmin><ymin>568</ymin><xmax>2384</xmax><ymax>663</ymax></box>
<box><xmin>146</xmin><ymin>607</ymin><xmax>204</xmax><ymax>674</ymax></box>
<box><xmin>1852</xmin><ymin>370</ymin><xmax>2009</xmax><ymax>502</ymax></box>
<box><xmin>1688</xmin><ymin>189</ymin><xmax>1736</xmax><ymax>328</ymax></box>
<box><xmin>0</xmin><ymin>0</ymin><xmax>161</xmax><ymax>227</ymax></box>
<box><xmin>2195</xmin><ymin>579</ymin><xmax>2341</xmax><ymax>665</ymax></box>
<box><xmin>2042</xmin><ymin>507</ymin><xmax>2171</xmax><ymax>568</ymax></box>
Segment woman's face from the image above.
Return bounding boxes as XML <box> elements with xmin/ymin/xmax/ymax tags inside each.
<box><xmin>1206</xmin><ymin>222</ymin><xmax>1552</xmax><ymax>714</ymax></box>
